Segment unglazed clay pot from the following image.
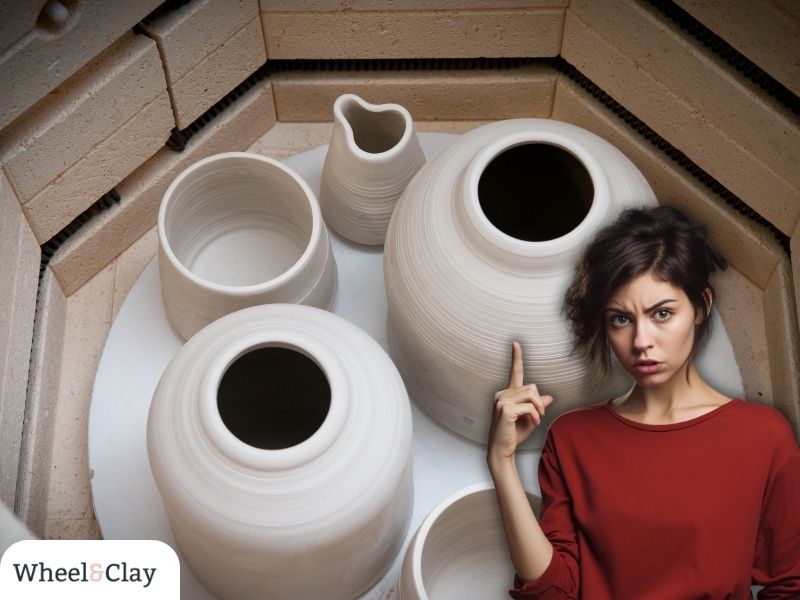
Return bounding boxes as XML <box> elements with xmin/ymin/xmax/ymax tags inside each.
<box><xmin>319</xmin><ymin>93</ymin><xmax>425</xmax><ymax>245</ymax></box>
<box><xmin>384</xmin><ymin>119</ymin><xmax>657</xmax><ymax>448</ymax></box>
<box><xmin>399</xmin><ymin>482</ymin><xmax>541</xmax><ymax>600</ymax></box>
<box><xmin>158</xmin><ymin>152</ymin><xmax>337</xmax><ymax>340</ymax></box>
<box><xmin>147</xmin><ymin>304</ymin><xmax>413</xmax><ymax>600</ymax></box>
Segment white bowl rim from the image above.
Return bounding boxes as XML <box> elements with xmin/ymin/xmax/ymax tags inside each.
<box><xmin>158</xmin><ymin>151</ymin><xmax>324</xmax><ymax>295</ymax></box>
<box><xmin>407</xmin><ymin>480</ymin><xmax>539</xmax><ymax>599</ymax></box>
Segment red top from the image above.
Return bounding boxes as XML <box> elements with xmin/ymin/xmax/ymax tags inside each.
<box><xmin>510</xmin><ymin>398</ymin><xmax>800</xmax><ymax>599</ymax></box>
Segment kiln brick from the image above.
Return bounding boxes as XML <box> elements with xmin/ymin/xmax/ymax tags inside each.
<box><xmin>764</xmin><ymin>262</ymin><xmax>800</xmax><ymax>436</ymax></box>
<box><xmin>49</xmin><ymin>80</ymin><xmax>277</xmax><ymax>296</ymax></box>
<box><xmin>567</xmin><ymin>0</ymin><xmax>799</xmax><ymax>194</ymax></box>
<box><xmin>0</xmin><ymin>171</ymin><xmax>40</xmax><ymax>507</ymax></box>
<box><xmin>0</xmin><ymin>33</ymin><xmax>167</xmax><ymax>203</ymax></box>
<box><xmin>562</xmin><ymin>4</ymin><xmax>800</xmax><ymax>236</ymax></box>
<box><xmin>41</xmin><ymin>262</ymin><xmax>114</xmax><ymax>541</ymax></box>
<box><xmin>673</xmin><ymin>0</ymin><xmax>800</xmax><ymax>97</ymax></box>
<box><xmin>22</xmin><ymin>91</ymin><xmax>174</xmax><ymax>244</ymax></box>
<box><xmin>792</xmin><ymin>222</ymin><xmax>800</xmax><ymax>337</ymax></box>
<box><xmin>0</xmin><ymin>2</ymin><xmax>40</xmax><ymax>53</ymax></box>
<box><xmin>551</xmin><ymin>75</ymin><xmax>783</xmax><ymax>289</ymax></box>
<box><xmin>261</xmin><ymin>0</ymin><xmax>567</xmax><ymax>9</ymax></box>
<box><xmin>168</xmin><ymin>17</ymin><xmax>267</xmax><ymax>129</ymax></box>
<box><xmin>0</xmin><ymin>0</ymin><xmax>162</xmax><ymax>130</ymax></box>
<box><xmin>141</xmin><ymin>0</ymin><xmax>266</xmax><ymax>129</ymax></box>
<box><xmin>272</xmin><ymin>66</ymin><xmax>556</xmax><ymax>122</ymax></box>
<box><xmin>14</xmin><ymin>269</ymin><xmax>66</xmax><ymax>536</ymax></box>
<box><xmin>261</xmin><ymin>8</ymin><xmax>564</xmax><ymax>59</ymax></box>
<box><xmin>141</xmin><ymin>0</ymin><xmax>258</xmax><ymax>83</ymax></box>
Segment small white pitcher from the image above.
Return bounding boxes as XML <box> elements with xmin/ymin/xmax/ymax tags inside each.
<box><xmin>320</xmin><ymin>93</ymin><xmax>426</xmax><ymax>246</ymax></box>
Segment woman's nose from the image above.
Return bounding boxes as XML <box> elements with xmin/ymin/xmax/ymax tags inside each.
<box><xmin>633</xmin><ymin>322</ymin><xmax>654</xmax><ymax>351</ymax></box>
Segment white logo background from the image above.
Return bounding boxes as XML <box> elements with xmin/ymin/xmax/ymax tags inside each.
<box><xmin>1</xmin><ymin>540</ymin><xmax>179</xmax><ymax>599</ymax></box>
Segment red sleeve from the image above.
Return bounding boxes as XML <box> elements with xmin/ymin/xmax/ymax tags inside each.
<box><xmin>753</xmin><ymin>425</ymin><xmax>800</xmax><ymax>599</ymax></box>
<box><xmin>508</xmin><ymin>429</ymin><xmax>579</xmax><ymax>599</ymax></box>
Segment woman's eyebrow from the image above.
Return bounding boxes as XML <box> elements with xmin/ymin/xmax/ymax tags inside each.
<box><xmin>604</xmin><ymin>306</ymin><xmax>626</xmax><ymax>313</ymax></box>
<box><xmin>604</xmin><ymin>299</ymin><xmax>677</xmax><ymax>313</ymax></box>
<box><xmin>645</xmin><ymin>299</ymin><xmax>677</xmax><ymax>312</ymax></box>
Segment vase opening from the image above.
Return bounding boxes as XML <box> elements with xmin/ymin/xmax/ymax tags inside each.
<box><xmin>477</xmin><ymin>143</ymin><xmax>594</xmax><ymax>242</ymax></box>
<box><xmin>343</xmin><ymin>101</ymin><xmax>407</xmax><ymax>154</ymax></box>
<box><xmin>164</xmin><ymin>156</ymin><xmax>314</xmax><ymax>288</ymax></box>
<box><xmin>217</xmin><ymin>346</ymin><xmax>331</xmax><ymax>450</ymax></box>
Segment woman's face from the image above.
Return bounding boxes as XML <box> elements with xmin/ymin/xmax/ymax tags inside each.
<box><xmin>604</xmin><ymin>271</ymin><xmax>704</xmax><ymax>388</ymax></box>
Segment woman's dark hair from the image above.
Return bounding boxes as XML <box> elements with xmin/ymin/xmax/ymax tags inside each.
<box><xmin>563</xmin><ymin>206</ymin><xmax>727</xmax><ymax>378</ymax></box>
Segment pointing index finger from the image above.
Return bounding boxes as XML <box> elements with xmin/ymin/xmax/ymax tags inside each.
<box><xmin>509</xmin><ymin>341</ymin><xmax>524</xmax><ymax>388</ymax></box>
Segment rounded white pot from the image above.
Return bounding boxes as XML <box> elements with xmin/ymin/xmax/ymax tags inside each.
<box><xmin>146</xmin><ymin>304</ymin><xmax>413</xmax><ymax>600</ymax></box>
<box><xmin>384</xmin><ymin>119</ymin><xmax>657</xmax><ymax>448</ymax></box>
<box><xmin>400</xmin><ymin>482</ymin><xmax>541</xmax><ymax>600</ymax></box>
<box><xmin>158</xmin><ymin>151</ymin><xmax>337</xmax><ymax>340</ymax></box>
<box><xmin>320</xmin><ymin>93</ymin><xmax>425</xmax><ymax>246</ymax></box>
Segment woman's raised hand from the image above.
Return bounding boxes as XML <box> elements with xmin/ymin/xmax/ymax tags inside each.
<box><xmin>487</xmin><ymin>341</ymin><xmax>554</xmax><ymax>466</ymax></box>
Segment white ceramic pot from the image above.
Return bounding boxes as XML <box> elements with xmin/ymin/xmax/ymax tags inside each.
<box><xmin>146</xmin><ymin>303</ymin><xmax>413</xmax><ymax>600</ymax></box>
<box><xmin>158</xmin><ymin>151</ymin><xmax>337</xmax><ymax>340</ymax></box>
<box><xmin>400</xmin><ymin>482</ymin><xmax>541</xmax><ymax>600</ymax></box>
<box><xmin>320</xmin><ymin>93</ymin><xmax>425</xmax><ymax>246</ymax></box>
<box><xmin>384</xmin><ymin>119</ymin><xmax>657</xmax><ymax>448</ymax></box>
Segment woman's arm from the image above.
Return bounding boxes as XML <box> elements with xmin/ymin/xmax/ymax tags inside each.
<box><xmin>753</xmin><ymin>425</ymin><xmax>800</xmax><ymax>599</ymax></box>
<box><xmin>487</xmin><ymin>342</ymin><xmax>555</xmax><ymax>582</ymax></box>
<box><xmin>489</xmin><ymin>455</ymin><xmax>554</xmax><ymax>582</ymax></box>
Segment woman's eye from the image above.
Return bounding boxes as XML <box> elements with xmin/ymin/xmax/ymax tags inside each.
<box><xmin>654</xmin><ymin>308</ymin><xmax>672</xmax><ymax>320</ymax></box>
<box><xmin>610</xmin><ymin>315</ymin><xmax>630</xmax><ymax>327</ymax></box>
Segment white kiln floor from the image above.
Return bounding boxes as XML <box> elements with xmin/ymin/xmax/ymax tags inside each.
<box><xmin>87</xmin><ymin>129</ymin><xmax>743</xmax><ymax>599</ymax></box>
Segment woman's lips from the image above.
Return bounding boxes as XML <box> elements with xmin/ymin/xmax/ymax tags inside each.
<box><xmin>635</xmin><ymin>362</ymin><xmax>663</xmax><ymax>375</ymax></box>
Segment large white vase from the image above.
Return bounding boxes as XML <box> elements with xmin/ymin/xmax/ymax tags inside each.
<box><xmin>158</xmin><ymin>152</ymin><xmax>337</xmax><ymax>340</ymax></box>
<box><xmin>384</xmin><ymin>119</ymin><xmax>657</xmax><ymax>448</ymax></box>
<box><xmin>319</xmin><ymin>93</ymin><xmax>425</xmax><ymax>245</ymax></box>
<box><xmin>399</xmin><ymin>482</ymin><xmax>541</xmax><ymax>600</ymax></box>
<box><xmin>146</xmin><ymin>304</ymin><xmax>413</xmax><ymax>600</ymax></box>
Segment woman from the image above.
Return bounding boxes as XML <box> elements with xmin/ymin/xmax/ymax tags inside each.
<box><xmin>488</xmin><ymin>206</ymin><xmax>800</xmax><ymax>599</ymax></box>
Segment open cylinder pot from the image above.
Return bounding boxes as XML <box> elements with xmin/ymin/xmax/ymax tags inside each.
<box><xmin>146</xmin><ymin>304</ymin><xmax>413</xmax><ymax>600</ymax></box>
<box><xmin>158</xmin><ymin>152</ymin><xmax>337</xmax><ymax>340</ymax></box>
<box><xmin>320</xmin><ymin>93</ymin><xmax>425</xmax><ymax>245</ymax></box>
<box><xmin>384</xmin><ymin>118</ymin><xmax>658</xmax><ymax>448</ymax></box>
<box><xmin>400</xmin><ymin>482</ymin><xmax>541</xmax><ymax>600</ymax></box>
